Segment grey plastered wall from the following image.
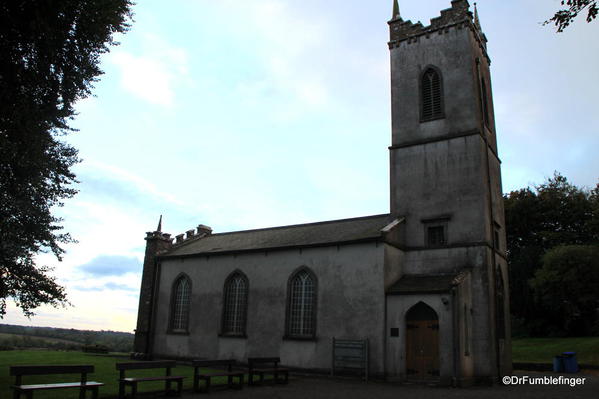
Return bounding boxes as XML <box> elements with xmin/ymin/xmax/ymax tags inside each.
<box><xmin>385</xmin><ymin>294</ymin><xmax>454</xmax><ymax>383</ymax></box>
<box><xmin>390</xmin><ymin>133</ymin><xmax>489</xmax><ymax>246</ymax></box>
<box><xmin>495</xmin><ymin>254</ymin><xmax>512</xmax><ymax>375</ymax></box>
<box><xmin>389</xmin><ymin>26</ymin><xmax>480</xmax><ymax>146</ymax></box>
<box><xmin>455</xmin><ymin>272</ymin><xmax>474</xmax><ymax>382</ymax></box>
<box><xmin>384</xmin><ymin>244</ymin><xmax>404</xmax><ymax>290</ymax></box>
<box><xmin>150</xmin><ymin>241</ymin><xmax>387</xmax><ymax>373</ymax></box>
<box><xmin>401</xmin><ymin>245</ymin><xmax>486</xmax><ymax>276</ymax></box>
<box><xmin>470</xmin><ymin>247</ymin><xmax>497</xmax><ymax>378</ymax></box>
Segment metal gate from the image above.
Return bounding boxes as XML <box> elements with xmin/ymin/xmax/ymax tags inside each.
<box><xmin>331</xmin><ymin>338</ymin><xmax>369</xmax><ymax>381</ymax></box>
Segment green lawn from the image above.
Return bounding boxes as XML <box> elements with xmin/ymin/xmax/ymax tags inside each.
<box><xmin>2</xmin><ymin>339</ymin><xmax>597</xmax><ymax>397</ymax></box>
<box><xmin>512</xmin><ymin>337</ymin><xmax>599</xmax><ymax>366</ymax></box>
<box><xmin>0</xmin><ymin>350</ymin><xmax>232</xmax><ymax>399</ymax></box>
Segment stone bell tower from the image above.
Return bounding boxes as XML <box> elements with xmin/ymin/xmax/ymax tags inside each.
<box><xmin>133</xmin><ymin>216</ymin><xmax>173</xmax><ymax>356</ymax></box>
<box><xmin>387</xmin><ymin>0</ymin><xmax>511</xmax><ymax>382</ymax></box>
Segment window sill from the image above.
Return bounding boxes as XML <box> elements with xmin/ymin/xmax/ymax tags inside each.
<box><xmin>426</xmin><ymin>244</ymin><xmax>448</xmax><ymax>249</ymax></box>
<box><xmin>420</xmin><ymin>115</ymin><xmax>445</xmax><ymax>123</ymax></box>
<box><xmin>283</xmin><ymin>335</ymin><xmax>317</xmax><ymax>342</ymax></box>
<box><xmin>166</xmin><ymin>330</ymin><xmax>189</xmax><ymax>336</ymax></box>
<box><xmin>218</xmin><ymin>333</ymin><xmax>247</xmax><ymax>339</ymax></box>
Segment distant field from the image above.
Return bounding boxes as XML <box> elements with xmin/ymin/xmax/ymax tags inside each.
<box><xmin>0</xmin><ymin>350</ymin><xmax>228</xmax><ymax>399</ymax></box>
<box><xmin>512</xmin><ymin>337</ymin><xmax>599</xmax><ymax>367</ymax></box>
<box><xmin>0</xmin><ymin>332</ymin><xmax>82</xmax><ymax>346</ymax></box>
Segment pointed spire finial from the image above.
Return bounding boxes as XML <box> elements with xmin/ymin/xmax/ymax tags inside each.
<box><xmin>392</xmin><ymin>0</ymin><xmax>401</xmax><ymax>20</ymax></box>
<box><xmin>156</xmin><ymin>215</ymin><xmax>162</xmax><ymax>232</ymax></box>
<box><xmin>473</xmin><ymin>2</ymin><xmax>482</xmax><ymax>31</ymax></box>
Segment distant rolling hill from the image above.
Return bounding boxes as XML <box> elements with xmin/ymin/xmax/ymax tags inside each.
<box><xmin>0</xmin><ymin>332</ymin><xmax>82</xmax><ymax>346</ymax></box>
<box><xmin>0</xmin><ymin>324</ymin><xmax>134</xmax><ymax>352</ymax></box>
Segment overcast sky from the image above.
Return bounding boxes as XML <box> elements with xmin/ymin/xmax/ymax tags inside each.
<box><xmin>4</xmin><ymin>0</ymin><xmax>598</xmax><ymax>332</ymax></box>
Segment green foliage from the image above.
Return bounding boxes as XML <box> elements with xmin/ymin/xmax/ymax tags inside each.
<box><xmin>505</xmin><ymin>172</ymin><xmax>599</xmax><ymax>336</ymax></box>
<box><xmin>546</xmin><ymin>0</ymin><xmax>598</xmax><ymax>32</ymax></box>
<box><xmin>0</xmin><ymin>0</ymin><xmax>134</xmax><ymax>317</ymax></box>
<box><xmin>531</xmin><ymin>245</ymin><xmax>599</xmax><ymax>335</ymax></box>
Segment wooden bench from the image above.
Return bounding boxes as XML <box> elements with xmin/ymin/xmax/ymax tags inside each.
<box><xmin>116</xmin><ymin>360</ymin><xmax>184</xmax><ymax>399</ymax></box>
<box><xmin>192</xmin><ymin>359</ymin><xmax>244</xmax><ymax>393</ymax></box>
<box><xmin>247</xmin><ymin>357</ymin><xmax>289</xmax><ymax>386</ymax></box>
<box><xmin>10</xmin><ymin>365</ymin><xmax>103</xmax><ymax>399</ymax></box>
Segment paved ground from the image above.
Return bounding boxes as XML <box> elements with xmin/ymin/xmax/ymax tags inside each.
<box><xmin>176</xmin><ymin>371</ymin><xmax>598</xmax><ymax>399</ymax></box>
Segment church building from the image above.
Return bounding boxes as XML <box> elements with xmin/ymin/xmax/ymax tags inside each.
<box><xmin>134</xmin><ymin>0</ymin><xmax>512</xmax><ymax>385</ymax></box>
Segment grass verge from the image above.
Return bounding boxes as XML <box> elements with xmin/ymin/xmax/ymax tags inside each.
<box><xmin>512</xmin><ymin>337</ymin><xmax>599</xmax><ymax>367</ymax></box>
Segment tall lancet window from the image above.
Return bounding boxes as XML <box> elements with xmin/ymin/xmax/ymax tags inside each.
<box><xmin>286</xmin><ymin>268</ymin><xmax>317</xmax><ymax>338</ymax></box>
<box><xmin>421</xmin><ymin>67</ymin><xmax>444</xmax><ymax>121</ymax></box>
<box><xmin>481</xmin><ymin>78</ymin><xmax>490</xmax><ymax>128</ymax></box>
<box><xmin>170</xmin><ymin>274</ymin><xmax>191</xmax><ymax>333</ymax></box>
<box><xmin>221</xmin><ymin>271</ymin><xmax>249</xmax><ymax>336</ymax></box>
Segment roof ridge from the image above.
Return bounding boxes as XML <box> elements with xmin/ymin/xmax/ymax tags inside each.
<box><xmin>207</xmin><ymin>213</ymin><xmax>391</xmax><ymax>237</ymax></box>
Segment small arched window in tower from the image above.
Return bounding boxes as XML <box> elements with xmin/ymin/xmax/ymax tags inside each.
<box><xmin>421</xmin><ymin>67</ymin><xmax>444</xmax><ymax>121</ymax></box>
<box><xmin>287</xmin><ymin>268</ymin><xmax>317</xmax><ymax>338</ymax></box>
<box><xmin>221</xmin><ymin>271</ymin><xmax>249</xmax><ymax>336</ymax></box>
<box><xmin>481</xmin><ymin>78</ymin><xmax>490</xmax><ymax>128</ymax></box>
<box><xmin>170</xmin><ymin>274</ymin><xmax>191</xmax><ymax>333</ymax></box>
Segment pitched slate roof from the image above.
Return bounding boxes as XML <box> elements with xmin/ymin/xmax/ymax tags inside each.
<box><xmin>163</xmin><ymin>214</ymin><xmax>393</xmax><ymax>258</ymax></box>
<box><xmin>386</xmin><ymin>273</ymin><xmax>467</xmax><ymax>295</ymax></box>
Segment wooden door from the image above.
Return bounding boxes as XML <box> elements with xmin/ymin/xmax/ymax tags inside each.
<box><xmin>405</xmin><ymin>303</ymin><xmax>439</xmax><ymax>380</ymax></box>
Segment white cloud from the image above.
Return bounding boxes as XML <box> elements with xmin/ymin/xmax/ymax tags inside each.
<box><xmin>222</xmin><ymin>0</ymin><xmax>331</xmax><ymax>112</ymax></box>
<box><xmin>109</xmin><ymin>34</ymin><xmax>189</xmax><ymax>106</ymax></box>
<box><xmin>81</xmin><ymin>160</ymin><xmax>185</xmax><ymax>207</ymax></box>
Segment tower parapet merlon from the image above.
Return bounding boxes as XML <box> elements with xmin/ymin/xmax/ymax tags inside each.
<box><xmin>173</xmin><ymin>224</ymin><xmax>213</xmax><ymax>245</ymax></box>
<box><xmin>145</xmin><ymin>215</ymin><xmax>213</xmax><ymax>247</ymax></box>
<box><xmin>145</xmin><ymin>231</ymin><xmax>172</xmax><ymax>242</ymax></box>
<box><xmin>388</xmin><ymin>0</ymin><xmax>486</xmax><ymax>50</ymax></box>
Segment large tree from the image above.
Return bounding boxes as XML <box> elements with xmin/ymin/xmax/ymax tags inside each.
<box><xmin>505</xmin><ymin>173</ymin><xmax>599</xmax><ymax>336</ymax></box>
<box><xmin>547</xmin><ymin>0</ymin><xmax>598</xmax><ymax>31</ymax></box>
<box><xmin>531</xmin><ymin>245</ymin><xmax>599</xmax><ymax>335</ymax></box>
<box><xmin>0</xmin><ymin>0</ymin><xmax>133</xmax><ymax>316</ymax></box>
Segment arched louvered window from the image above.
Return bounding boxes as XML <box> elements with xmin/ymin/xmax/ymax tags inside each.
<box><xmin>221</xmin><ymin>271</ymin><xmax>249</xmax><ymax>336</ymax></box>
<box><xmin>286</xmin><ymin>268</ymin><xmax>317</xmax><ymax>338</ymax></box>
<box><xmin>170</xmin><ymin>275</ymin><xmax>191</xmax><ymax>332</ymax></box>
<box><xmin>421</xmin><ymin>67</ymin><xmax>444</xmax><ymax>121</ymax></box>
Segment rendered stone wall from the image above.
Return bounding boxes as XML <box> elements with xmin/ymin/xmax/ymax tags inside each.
<box><xmin>150</xmin><ymin>241</ymin><xmax>388</xmax><ymax>373</ymax></box>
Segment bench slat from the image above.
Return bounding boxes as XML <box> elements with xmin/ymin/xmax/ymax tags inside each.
<box><xmin>252</xmin><ymin>369</ymin><xmax>289</xmax><ymax>373</ymax></box>
<box><xmin>10</xmin><ymin>365</ymin><xmax>94</xmax><ymax>376</ymax></box>
<box><xmin>14</xmin><ymin>382</ymin><xmax>104</xmax><ymax>390</ymax></box>
<box><xmin>248</xmin><ymin>357</ymin><xmax>280</xmax><ymax>364</ymax></box>
<box><xmin>122</xmin><ymin>376</ymin><xmax>184</xmax><ymax>382</ymax></box>
<box><xmin>192</xmin><ymin>359</ymin><xmax>235</xmax><ymax>367</ymax></box>
<box><xmin>116</xmin><ymin>361</ymin><xmax>176</xmax><ymax>370</ymax></box>
<box><xmin>198</xmin><ymin>372</ymin><xmax>243</xmax><ymax>377</ymax></box>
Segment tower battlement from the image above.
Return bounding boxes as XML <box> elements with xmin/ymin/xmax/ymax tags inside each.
<box><xmin>388</xmin><ymin>0</ymin><xmax>486</xmax><ymax>53</ymax></box>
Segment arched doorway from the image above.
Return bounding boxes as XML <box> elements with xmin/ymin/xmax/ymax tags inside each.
<box><xmin>405</xmin><ymin>302</ymin><xmax>440</xmax><ymax>380</ymax></box>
